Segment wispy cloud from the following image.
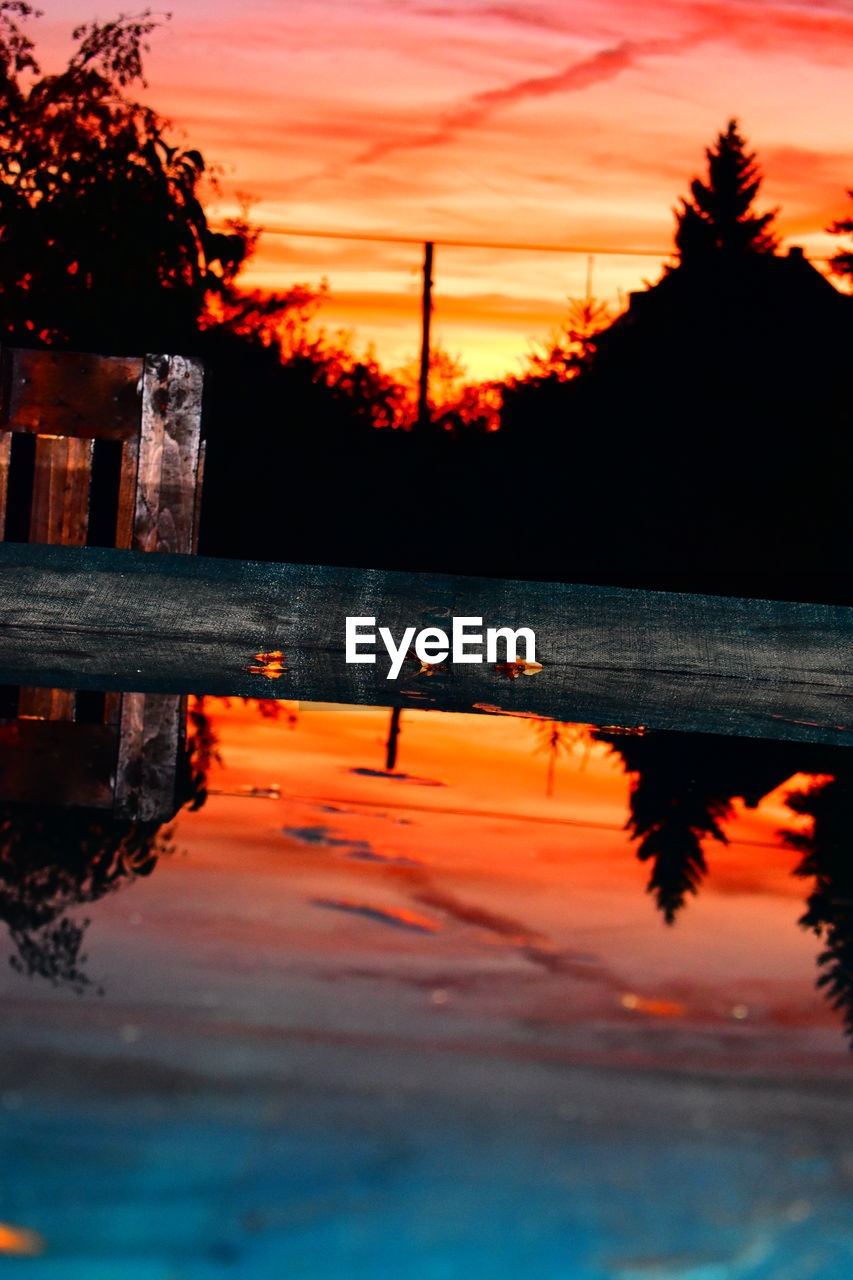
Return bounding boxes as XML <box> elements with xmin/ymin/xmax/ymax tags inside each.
<box><xmin>311</xmin><ymin>897</ymin><xmax>441</xmax><ymax>933</ymax></box>
<box><xmin>352</xmin><ymin>35</ymin><xmax>700</xmax><ymax>167</ymax></box>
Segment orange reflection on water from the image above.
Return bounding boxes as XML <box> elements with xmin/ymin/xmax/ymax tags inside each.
<box><xmin>124</xmin><ymin>698</ymin><xmax>847</xmax><ymax>1074</ymax></box>
<box><xmin>0</xmin><ymin>1224</ymin><xmax>45</xmax><ymax>1256</ymax></box>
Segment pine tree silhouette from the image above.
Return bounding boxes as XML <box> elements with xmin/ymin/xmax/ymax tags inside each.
<box><xmin>594</xmin><ymin>732</ymin><xmax>733</xmax><ymax>923</ymax></box>
<box><xmin>675</xmin><ymin>119</ymin><xmax>778</xmax><ymax>261</ymax></box>
<box><xmin>827</xmin><ymin>193</ymin><xmax>853</xmax><ymax>286</ymax></box>
<box><xmin>784</xmin><ymin>767</ymin><xmax>853</xmax><ymax>1048</ymax></box>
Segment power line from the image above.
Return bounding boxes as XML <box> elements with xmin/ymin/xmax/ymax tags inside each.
<box><xmin>274</xmin><ymin>789</ymin><xmax>785</xmax><ymax>849</ymax></box>
<box><xmin>214</xmin><ymin>221</ymin><xmax>835</xmax><ymax>264</ymax></box>
<box><xmin>219</xmin><ymin>222</ymin><xmax>673</xmax><ymax>257</ymax></box>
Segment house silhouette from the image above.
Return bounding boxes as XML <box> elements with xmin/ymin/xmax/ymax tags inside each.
<box><xmin>501</xmin><ymin>246</ymin><xmax>853</xmax><ymax>594</ymax></box>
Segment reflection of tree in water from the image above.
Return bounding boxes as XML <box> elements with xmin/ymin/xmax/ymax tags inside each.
<box><xmin>786</xmin><ymin>764</ymin><xmax>853</xmax><ymax>1043</ymax></box>
<box><xmin>595</xmin><ymin>728</ymin><xmax>853</xmax><ymax>1044</ymax></box>
<box><xmin>529</xmin><ymin>719</ymin><xmax>586</xmax><ymax>798</ymax></box>
<box><xmin>0</xmin><ymin>697</ymin><xmax>296</xmax><ymax>992</ymax></box>
<box><xmin>0</xmin><ymin>809</ymin><xmax>173</xmax><ymax>994</ymax></box>
<box><xmin>0</xmin><ymin>698</ymin><xmax>219</xmax><ymax>993</ymax></box>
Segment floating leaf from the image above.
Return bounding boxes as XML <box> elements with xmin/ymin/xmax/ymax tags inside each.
<box><xmin>247</xmin><ymin>650</ymin><xmax>288</xmax><ymax>678</ymax></box>
<box><xmin>494</xmin><ymin>660</ymin><xmax>543</xmax><ymax>679</ymax></box>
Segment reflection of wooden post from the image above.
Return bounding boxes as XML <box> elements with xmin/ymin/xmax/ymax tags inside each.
<box><xmin>385</xmin><ymin>706</ymin><xmax>402</xmax><ymax>772</ymax></box>
<box><xmin>114</xmin><ymin>694</ymin><xmax>185</xmax><ymax>822</ymax></box>
<box><xmin>417</xmin><ymin>241</ymin><xmax>434</xmax><ymax>432</ymax></box>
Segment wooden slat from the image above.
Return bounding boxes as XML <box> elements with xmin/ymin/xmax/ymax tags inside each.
<box><xmin>29</xmin><ymin>434</ymin><xmax>93</xmax><ymax>545</ymax></box>
<box><xmin>114</xmin><ymin>692</ymin><xmax>184</xmax><ymax>822</ymax></box>
<box><xmin>0</xmin><ymin>543</ymin><xmax>848</xmax><ymax>747</ymax></box>
<box><xmin>133</xmin><ymin>354</ymin><xmax>203</xmax><ymax>554</ymax></box>
<box><xmin>0</xmin><ymin>430</ymin><xmax>11</xmax><ymax>539</ymax></box>
<box><xmin>0</xmin><ymin>349</ymin><xmax>143</xmax><ymax>440</ymax></box>
<box><xmin>20</xmin><ymin>436</ymin><xmax>94</xmax><ymax>720</ymax></box>
<box><xmin>115</xmin><ymin>435</ymin><xmax>139</xmax><ymax>549</ymax></box>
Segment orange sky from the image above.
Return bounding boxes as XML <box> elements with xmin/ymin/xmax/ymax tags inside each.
<box><xmin>157</xmin><ymin>699</ymin><xmax>843</xmax><ymax>1067</ymax></box>
<box><xmin>38</xmin><ymin>1</ymin><xmax>853</xmax><ymax>376</ymax></box>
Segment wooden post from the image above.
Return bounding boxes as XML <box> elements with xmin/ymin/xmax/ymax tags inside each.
<box><xmin>133</xmin><ymin>354</ymin><xmax>204</xmax><ymax>555</ymax></box>
<box><xmin>417</xmin><ymin>241</ymin><xmax>434</xmax><ymax>432</ymax></box>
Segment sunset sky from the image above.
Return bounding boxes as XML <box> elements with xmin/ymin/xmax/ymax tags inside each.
<box><xmin>38</xmin><ymin>0</ymin><xmax>853</xmax><ymax>376</ymax></box>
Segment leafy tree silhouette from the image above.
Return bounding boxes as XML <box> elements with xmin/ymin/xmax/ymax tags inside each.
<box><xmin>784</xmin><ymin>764</ymin><xmax>853</xmax><ymax>1046</ymax></box>
<box><xmin>594</xmin><ymin>732</ymin><xmax>837</xmax><ymax>925</ymax></box>
<box><xmin>827</xmin><ymin>194</ymin><xmax>853</xmax><ymax>287</ymax></box>
<box><xmin>0</xmin><ymin>807</ymin><xmax>172</xmax><ymax>994</ymax></box>
<box><xmin>520</xmin><ymin>296</ymin><xmax>613</xmax><ymax>385</ymax></box>
<box><xmin>0</xmin><ymin>4</ymin><xmax>256</xmax><ymax>351</ymax></box>
<box><xmin>0</xmin><ymin>697</ymin><xmax>216</xmax><ymax>992</ymax></box>
<box><xmin>595</xmin><ymin>731</ymin><xmax>731</xmax><ymax>922</ymax></box>
<box><xmin>530</xmin><ymin>718</ymin><xmax>585</xmax><ymax>798</ymax></box>
<box><xmin>674</xmin><ymin>119</ymin><xmax>778</xmax><ymax>261</ymax></box>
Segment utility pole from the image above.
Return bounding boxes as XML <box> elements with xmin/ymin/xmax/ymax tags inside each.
<box><xmin>417</xmin><ymin>241</ymin><xmax>434</xmax><ymax>431</ymax></box>
<box><xmin>385</xmin><ymin>706</ymin><xmax>402</xmax><ymax>771</ymax></box>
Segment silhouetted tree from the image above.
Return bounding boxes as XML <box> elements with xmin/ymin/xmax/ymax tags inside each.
<box><xmin>0</xmin><ymin>806</ymin><xmax>171</xmax><ymax>993</ymax></box>
<box><xmin>599</xmin><ymin>731</ymin><xmax>731</xmax><ymax>922</ymax></box>
<box><xmin>530</xmin><ymin>719</ymin><xmax>584</xmax><ymax>797</ymax></box>
<box><xmin>785</xmin><ymin>765</ymin><xmax>853</xmax><ymax>1046</ymax></box>
<box><xmin>0</xmin><ymin>5</ymin><xmax>259</xmax><ymax>350</ymax></box>
<box><xmin>827</xmin><ymin>192</ymin><xmax>853</xmax><ymax>287</ymax></box>
<box><xmin>393</xmin><ymin>345</ymin><xmax>499</xmax><ymax>433</ymax></box>
<box><xmin>594</xmin><ymin>731</ymin><xmax>833</xmax><ymax>924</ymax></box>
<box><xmin>675</xmin><ymin>119</ymin><xmax>778</xmax><ymax>261</ymax></box>
<box><xmin>520</xmin><ymin>296</ymin><xmax>613</xmax><ymax>384</ymax></box>
<box><xmin>0</xmin><ymin>699</ymin><xmax>218</xmax><ymax>991</ymax></box>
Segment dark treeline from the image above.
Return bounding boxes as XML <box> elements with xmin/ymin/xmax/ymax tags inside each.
<box><xmin>0</xmin><ymin>11</ymin><xmax>850</xmax><ymax>602</ymax></box>
<box><xmin>596</xmin><ymin>728</ymin><xmax>853</xmax><ymax>1046</ymax></box>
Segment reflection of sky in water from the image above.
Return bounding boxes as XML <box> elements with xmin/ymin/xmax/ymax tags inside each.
<box><xmin>0</xmin><ymin>700</ymin><xmax>850</xmax><ymax>1274</ymax></box>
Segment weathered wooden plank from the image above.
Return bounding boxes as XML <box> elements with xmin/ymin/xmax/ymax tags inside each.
<box><xmin>133</xmin><ymin>355</ymin><xmax>203</xmax><ymax>554</ymax></box>
<box><xmin>0</xmin><ymin>348</ymin><xmax>143</xmax><ymax>440</ymax></box>
<box><xmin>29</xmin><ymin>434</ymin><xmax>93</xmax><ymax>546</ymax></box>
<box><xmin>0</xmin><ymin>543</ymin><xmax>848</xmax><ymax>747</ymax></box>
<box><xmin>20</xmin><ymin>434</ymin><xmax>94</xmax><ymax>722</ymax></box>
<box><xmin>0</xmin><ymin>430</ymin><xmax>10</xmax><ymax>540</ymax></box>
<box><xmin>114</xmin><ymin>691</ymin><xmax>184</xmax><ymax>823</ymax></box>
<box><xmin>114</xmin><ymin>435</ymin><xmax>139</xmax><ymax>550</ymax></box>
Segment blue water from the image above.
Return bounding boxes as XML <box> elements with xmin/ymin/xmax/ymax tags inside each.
<box><xmin>2</xmin><ymin>1083</ymin><xmax>851</xmax><ymax>1278</ymax></box>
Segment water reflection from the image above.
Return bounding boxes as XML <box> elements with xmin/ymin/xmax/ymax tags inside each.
<box><xmin>0</xmin><ymin>700</ymin><xmax>212</xmax><ymax>992</ymax></box>
<box><xmin>596</xmin><ymin>730</ymin><xmax>853</xmax><ymax>1044</ymax></box>
<box><xmin>0</xmin><ymin>698</ymin><xmax>850</xmax><ymax>1052</ymax></box>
